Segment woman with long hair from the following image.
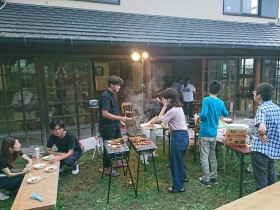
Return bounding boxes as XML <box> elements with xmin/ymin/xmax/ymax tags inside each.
<box><xmin>0</xmin><ymin>136</ymin><xmax>32</xmax><ymax>200</ymax></box>
<box><xmin>157</xmin><ymin>88</ymin><xmax>189</xmax><ymax>193</ymax></box>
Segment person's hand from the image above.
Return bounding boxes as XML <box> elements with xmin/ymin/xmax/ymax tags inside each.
<box><xmin>120</xmin><ymin>121</ymin><xmax>126</xmax><ymax>129</ymax></box>
<box><xmin>258</xmin><ymin>133</ymin><xmax>269</xmax><ymax>144</ymax></box>
<box><xmin>49</xmin><ymin>157</ymin><xmax>59</xmax><ymax>164</ymax></box>
<box><xmin>120</xmin><ymin>116</ymin><xmax>128</xmax><ymax>122</ymax></box>
<box><xmin>22</xmin><ymin>166</ymin><xmax>31</xmax><ymax>174</ymax></box>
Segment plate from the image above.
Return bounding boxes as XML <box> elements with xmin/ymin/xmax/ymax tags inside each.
<box><xmin>33</xmin><ymin>163</ymin><xmax>46</xmax><ymax>169</ymax></box>
<box><xmin>27</xmin><ymin>176</ymin><xmax>41</xmax><ymax>184</ymax></box>
<box><xmin>45</xmin><ymin>166</ymin><xmax>58</xmax><ymax>172</ymax></box>
<box><xmin>42</xmin><ymin>155</ymin><xmax>54</xmax><ymax>161</ymax></box>
<box><xmin>140</xmin><ymin>123</ymin><xmax>162</xmax><ymax>129</ymax></box>
<box><xmin>223</xmin><ymin>118</ymin><xmax>233</xmax><ymax>122</ymax></box>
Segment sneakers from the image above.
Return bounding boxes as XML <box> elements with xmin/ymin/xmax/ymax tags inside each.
<box><xmin>72</xmin><ymin>164</ymin><xmax>79</xmax><ymax>175</ymax></box>
<box><xmin>0</xmin><ymin>191</ymin><xmax>10</xmax><ymax>201</ymax></box>
<box><xmin>140</xmin><ymin>159</ymin><xmax>149</xmax><ymax>165</ymax></box>
<box><xmin>148</xmin><ymin>153</ymin><xmax>159</xmax><ymax>158</ymax></box>
<box><xmin>198</xmin><ymin>177</ymin><xmax>211</xmax><ymax>188</ymax></box>
<box><xmin>210</xmin><ymin>177</ymin><xmax>219</xmax><ymax>185</ymax></box>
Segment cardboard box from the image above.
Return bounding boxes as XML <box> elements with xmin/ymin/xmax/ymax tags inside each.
<box><xmin>226</xmin><ymin>124</ymin><xmax>248</xmax><ymax>145</ymax></box>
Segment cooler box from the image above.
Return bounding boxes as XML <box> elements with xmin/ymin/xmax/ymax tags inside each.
<box><xmin>226</xmin><ymin>124</ymin><xmax>248</xmax><ymax>146</ymax></box>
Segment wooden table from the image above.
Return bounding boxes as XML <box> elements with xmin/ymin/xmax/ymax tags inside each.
<box><xmin>216</xmin><ymin>182</ymin><xmax>280</xmax><ymax>210</ymax></box>
<box><xmin>11</xmin><ymin>157</ymin><xmax>60</xmax><ymax>210</ymax></box>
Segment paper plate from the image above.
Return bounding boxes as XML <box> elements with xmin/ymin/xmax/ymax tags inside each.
<box><xmin>27</xmin><ymin>176</ymin><xmax>41</xmax><ymax>184</ymax></box>
<box><xmin>42</xmin><ymin>156</ymin><xmax>50</xmax><ymax>161</ymax></box>
<box><xmin>42</xmin><ymin>155</ymin><xmax>54</xmax><ymax>161</ymax></box>
<box><xmin>140</xmin><ymin>123</ymin><xmax>162</xmax><ymax>129</ymax></box>
<box><xmin>33</xmin><ymin>163</ymin><xmax>46</xmax><ymax>169</ymax></box>
<box><xmin>45</xmin><ymin>166</ymin><xmax>58</xmax><ymax>173</ymax></box>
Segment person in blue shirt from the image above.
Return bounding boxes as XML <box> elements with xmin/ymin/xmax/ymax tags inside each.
<box><xmin>197</xmin><ymin>80</ymin><xmax>228</xmax><ymax>188</ymax></box>
<box><xmin>251</xmin><ymin>83</ymin><xmax>280</xmax><ymax>191</ymax></box>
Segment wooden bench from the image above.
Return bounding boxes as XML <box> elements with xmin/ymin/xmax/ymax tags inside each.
<box><xmin>216</xmin><ymin>182</ymin><xmax>280</xmax><ymax>210</ymax></box>
<box><xmin>11</xmin><ymin>157</ymin><xmax>60</xmax><ymax>210</ymax></box>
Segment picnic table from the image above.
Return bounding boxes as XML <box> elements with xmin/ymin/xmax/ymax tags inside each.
<box><xmin>216</xmin><ymin>182</ymin><xmax>280</xmax><ymax>210</ymax></box>
<box><xmin>11</xmin><ymin>157</ymin><xmax>60</xmax><ymax>210</ymax></box>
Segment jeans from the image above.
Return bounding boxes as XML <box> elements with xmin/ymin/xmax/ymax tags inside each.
<box><xmin>0</xmin><ymin>174</ymin><xmax>24</xmax><ymax>191</ymax></box>
<box><xmin>61</xmin><ymin>150</ymin><xmax>82</xmax><ymax>167</ymax></box>
<box><xmin>170</xmin><ymin>130</ymin><xmax>189</xmax><ymax>191</ymax></box>
<box><xmin>199</xmin><ymin>137</ymin><xmax>218</xmax><ymax>181</ymax></box>
<box><xmin>251</xmin><ymin>151</ymin><xmax>275</xmax><ymax>191</ymax></box>
<box><xmin>99</xmin><ymin>129</ymin><xmax>122</xmax><ymax>168</ymax></box>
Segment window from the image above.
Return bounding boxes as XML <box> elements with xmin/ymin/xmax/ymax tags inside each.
<box><xmin>76</xmin><ymin>0</ymin><xmax>120</xmax><ymax>5</ymax></box>
<box><xmin>224</xmin><ymin>0</ymin><xmax>278</xmax><ymax>18</ymax></box>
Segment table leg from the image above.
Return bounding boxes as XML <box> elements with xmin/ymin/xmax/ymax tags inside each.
<box><xmin>135</xmin><ymin>154</ymin><xmax>141</xmax><ymax>197</ymax></box>
<box><xmin>239</xmin><ymin>154</ymin><xmax>245</xmax><ymax>198</ymax></box>
<box><xmin>194</xmin><ymin>130</ymin><xmax>197</xmax><ymax>162</ymax></box>
<box><xmin>125</xmin><ymin>157</ymin><xmax>137</xmax><ymax>197</ymax></box>
<box><xmin>106</xmin><ymin>163</ymin><xmax>113</xmax><ymax>204</ymax></box>
<box><xmin>151</xmin><ymin>153</ymin><xmax>160</xmax><ymax>192</ymax></box>
<box><xmin>163</xmin><ymin>129</ymin><xmax>166</xmax><ymax>154</ymax></box>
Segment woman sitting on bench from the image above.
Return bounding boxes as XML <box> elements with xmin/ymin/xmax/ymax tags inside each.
<box><xmin>0</xmin><ymin>136</ymin><xmax>32</xmax><ymax>200</ymax></box>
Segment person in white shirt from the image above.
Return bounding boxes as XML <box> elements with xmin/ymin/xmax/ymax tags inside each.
<box><xmin>181</xmin><ymin>77</ymin><xmax>196</xmax><ymax>118</ymax></box>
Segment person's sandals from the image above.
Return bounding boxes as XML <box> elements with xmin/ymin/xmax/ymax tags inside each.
<box><xmin>113</xmin><ymin>163</ymin><xmax>127</xmax><ymax>168</ymax></box>
<box><xmin>105</xmin><ymin>171</ymin><xmax>120</xmax><ymax>177</ymax></box>
<box><xmin>167</xmin><ymin>187</ymin><xmax>185</xmax><ymax>193</ymax></box>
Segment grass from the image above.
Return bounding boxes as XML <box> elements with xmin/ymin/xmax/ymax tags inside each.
<box><xmin>2</xmin><ymin>140</ymin><xmax>280</xmax><ymax>210</ymax></box>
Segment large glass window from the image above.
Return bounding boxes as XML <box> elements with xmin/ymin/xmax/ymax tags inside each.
<box><xmin>75</xmin><ymin>0</ymin><xmax>120</xmax><ymax>5</ymax></box>
<box><xmin>262</xmin><ymin>59</ymin><xmax>280</xmax><ymax>105</ymax></box>
<box><xmin>0</xmin><ymin>58</ymin><xmax>43</xmax><ymax>147</ymax></box>
<box><xmin>224</xmin><ymin>0</ymin><xmax>258</xmax><ymax>15</ymax></box>
<box><xmin>206</xmin><ymin>59</ymin><xmax>237</xmax><ymax>116</ymax></box>
<box><xmin>224</xmin><ymin>0</ymin><xmax>279</xmax><ymax>18</ymax></box>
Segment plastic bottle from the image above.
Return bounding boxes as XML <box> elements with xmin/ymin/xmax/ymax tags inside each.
<box><xmin>35</xmin><ymin>147</ymin><xmax>40</xmax><ymax>159</ymax></box>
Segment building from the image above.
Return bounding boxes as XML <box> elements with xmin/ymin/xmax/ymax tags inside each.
<box><xmin>0</xmin><ymin>0</ymin><xmax>279</xmax><ymax>147</ymax></box>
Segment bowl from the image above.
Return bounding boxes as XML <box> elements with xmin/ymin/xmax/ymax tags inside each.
<box><xmin>45</xmin><ymin>166</ymin><xmax>57</xmax><ymax>173</ymax></box>
<box><xmin>27</xmin><ymin>176</ymin><xmax>41</xmax><ymax>184</ymax></box>
<box><xmin>33</xmin><ymin>163</ymin><xmax>46</xmax><ymax>169</ymax></box>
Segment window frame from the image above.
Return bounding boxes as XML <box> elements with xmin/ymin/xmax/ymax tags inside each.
<box><xmin>75</xmin><ymin>0</ymin><xmax>120</xmax><ymax>5</ymax></box>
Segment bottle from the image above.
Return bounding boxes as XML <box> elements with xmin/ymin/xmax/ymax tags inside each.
<box><xmin>35</xmin><ymin>147</ymin><xmax>40</xmax><ymax>159</ymax></box>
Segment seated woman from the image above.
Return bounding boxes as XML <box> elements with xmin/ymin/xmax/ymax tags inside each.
<box><xmin>0</xmin><ymin>136</ymin><xmax>32</xmax><ymax>200</ymax></box>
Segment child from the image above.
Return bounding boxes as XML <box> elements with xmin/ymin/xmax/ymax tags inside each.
<box><xmin>157</xmin><ymin>88</ymin><xmax>189</xmax><ymax>193</ymax></box>
<box><xmin>197</xmin><ymin>80</ymin><xmax>228</xmax><ymax>188</ymax></box>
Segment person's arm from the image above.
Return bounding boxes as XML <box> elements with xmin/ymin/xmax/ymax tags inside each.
<box><xmin>199</xmin><ymin>98</ymin><xmax>208</xmax><ymax>121</ymax></box>
<box><xmin>20</xmin><ymin>154</ymin><xmax>32</xmax><ymax>169</ymax></box>
<box><xmin>2</xmin><ymin>166</ymin><xmax>31</xmax><ymax>177</ymax></box>
<box><xmin>45</xmin><ymin>147</ymin><xmax>65</xmax><ymax>156</ymax></box>
<box><xmin>102</xmin><ymin>110</ymin><xmax>128</xmax><ymax>122</ymax></box>
<box><xmin>255</xmin><ymin>108</ymin><xmax>268</xmax><ymax>143</ymax></box>
<box><xmin>49</xmin><ymin>149</ymin><xmax>74</xmax><ymax>164</ymax></box>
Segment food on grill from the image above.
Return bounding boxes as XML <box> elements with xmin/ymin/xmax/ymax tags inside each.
<box><xmin>129</xmin><ymin>136</ymin><xmax>152</xmax><ymax>146</ymax></box>
<box><xmin>111</xmin><ymin>145</ymin><xmax>123</xmax><ymax>150</ymax></box>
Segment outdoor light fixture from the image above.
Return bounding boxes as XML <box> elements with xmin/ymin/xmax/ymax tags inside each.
<box><xmin>131</xmin><ymin>51</ymin><xmax>149</xmax><ymax>115</ymax></box>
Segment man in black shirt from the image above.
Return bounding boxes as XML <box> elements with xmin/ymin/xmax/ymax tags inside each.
<box><xmin>45</xmin><ymin>118</ymin><xmax>82</xmax><ymax>175</ymax></box>
<box><xmin>99</xmin><ymin>75</ymin><xmax>128</xmax><ymax>176</ymax></box>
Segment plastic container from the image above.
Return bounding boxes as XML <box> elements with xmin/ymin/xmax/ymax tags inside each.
<box><xmin>34</xmin><ymin>147</ymin><xmax>40</xmax><ymax>159</ymax></box>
